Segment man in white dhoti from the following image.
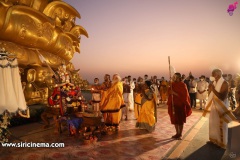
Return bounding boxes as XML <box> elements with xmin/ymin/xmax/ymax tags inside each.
<box><xmin>127</xmin><ymin>75</ymin><xmax>135</xmax><ymax>111</ymax></box>
<box><xmin>203</xmin><ymin>69</ymin><xmax>236</xmax><ymax>149</ymax></box>
<box><xmin>197</xmin><ymin>75</ymin><xmax>209</xmax><ymax>110</ymax></box>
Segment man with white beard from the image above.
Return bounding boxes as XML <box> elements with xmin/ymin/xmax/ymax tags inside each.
<box><xmin>197</xmin><ymin>75</ymin><xmax>209</xmax><ymax>110</ymax></box>
<box><xmin>202</xmin><ymin>69</ymin><xmax>236</xmax><ymax>149</ymax></box>
<box><xmin>127</xmin><ymin>75</ymin><xmax>135</xmax><ymax>111</ymax></box>
<box><xmin>100</xmin><ymin>74</ymin><xmax>125</xmax><ymax>126</ymax></box>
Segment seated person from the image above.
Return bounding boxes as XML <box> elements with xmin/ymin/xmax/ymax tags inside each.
<box><xmin>41</xmin><ymin>87</ymin><xmax>61</xmax><ymax>134</ymax></box>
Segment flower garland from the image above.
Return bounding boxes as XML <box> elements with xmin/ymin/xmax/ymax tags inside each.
<box><xmin>0</xmin><ymin>112</ymin><xmax>11</xmax><ymax>143</ymax></box>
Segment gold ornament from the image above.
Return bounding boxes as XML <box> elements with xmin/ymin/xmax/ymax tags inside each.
<box><xmin>0</xmin><ymin>0</ymin><xmax>89</xmax><ymax>105</ymax></box>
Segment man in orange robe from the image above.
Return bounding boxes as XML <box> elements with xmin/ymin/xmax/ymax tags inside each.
<box><xmin>167</xmin><ymin>72</ymin><xmax>192</xmax><ymax>139</ymax></box>
<box><xmin>100</xmin><ymin>74</ymin><xmax>125</xmax><ymax>126</ymax></box>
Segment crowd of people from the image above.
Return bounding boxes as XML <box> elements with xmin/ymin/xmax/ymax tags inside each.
<box><xmin>42</xmin><ymin>67</ymin><xmax>240</xmax><ymax>148</ymax></box>
<box><xmin>91</xmin><ymin>74</ymin><xmax>159</xmax><ymax>132</ymax></box>
<box><xmin>182</xmin><ymin>73</ymin><xmax>238</xmax><ymax>111</ymax></box>
<box><xmin>90</xmin><ymin>69</ymin><xmax>240</xmax><ymax>149</ymax></box>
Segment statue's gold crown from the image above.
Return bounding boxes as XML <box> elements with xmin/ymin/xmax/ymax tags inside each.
<box><xmin>0</xmin><ymin>0</ymin><xmax>88</xmax><ymax>69</ymax></box>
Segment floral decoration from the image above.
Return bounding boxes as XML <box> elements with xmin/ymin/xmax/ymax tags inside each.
<box><xmin>0</xmin><ymin>112</ymin><xmax>11</xmax><ymax>143</ymax></box>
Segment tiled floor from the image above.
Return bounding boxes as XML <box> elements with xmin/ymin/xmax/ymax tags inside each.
<box><xmin>1</xmin><ymin>105</ymin><xmax>202</xmax><ymax>160</ymax></box>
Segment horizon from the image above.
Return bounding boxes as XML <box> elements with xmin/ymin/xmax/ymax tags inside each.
<box><xmin>65</xmin><ymin>0</ymin><xmax>240</xmax><ymax>83</ymax></box>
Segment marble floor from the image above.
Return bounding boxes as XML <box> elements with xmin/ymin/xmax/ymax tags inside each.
<box><xmin>0</xmin><ymin>105</ymin><xmax>202</xmax><ymax>160</ymax></box>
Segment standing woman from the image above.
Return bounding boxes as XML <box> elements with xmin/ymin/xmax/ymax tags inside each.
<box><xmin>136</xmin><ymin>80</ymin><xmax>157</xmax><ymax>132</ymax></box>
<box><xmin>167</xmin><ymin>73</ymin><xmax>192</xmax><ymax>139</ymax></box>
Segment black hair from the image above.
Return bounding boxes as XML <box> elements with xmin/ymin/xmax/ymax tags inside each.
<box><xmin>145</xmin><ymin>80</ymin><xmax>152</xmax><ymax>88</ymax></box>
<box><xmin>189</xmin><ymin>75</ymin><xmax>194</xmax><ymax>79</ymax></box>
<box><xmin>175</xmin><ymin>72</ymin><xmax>182</xmax><ymax>78</ymax></box>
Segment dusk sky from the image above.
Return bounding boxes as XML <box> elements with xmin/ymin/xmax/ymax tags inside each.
<box><xmin>66</xmin><ymin>0</ymin><xmax>240</xmax><ymax>83</ymax></box>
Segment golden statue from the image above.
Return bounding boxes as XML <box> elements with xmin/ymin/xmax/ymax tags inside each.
<box><xmin>0</xmin><ymin>0</ymin><xmax>89</xmax><ymax>105</ymax></box>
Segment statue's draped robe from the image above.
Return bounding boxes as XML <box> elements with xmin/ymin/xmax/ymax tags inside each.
<box><xmin>0</xmin><ymin>58</ymin><xmax>27</xmax><ymax>113</ymax></box>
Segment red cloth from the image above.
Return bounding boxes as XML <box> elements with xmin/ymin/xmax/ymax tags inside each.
<box><xmin>48</xmin><ymin>87</ymin><xmax>60</xmax><ymax>106</ymax></box>
<box><xmin>167</xmin><ymin>81</ymin><xmax>192</xmax><ymax>125</ymax></box>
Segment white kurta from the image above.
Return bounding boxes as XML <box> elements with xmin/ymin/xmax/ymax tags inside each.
<box><xmin>127</xmin><ymin>81</ymin><xmax>135</xmax><ymax>111</ymax></box>
<box><xmin>122</xmin><ymin>92</ymin><xmax>129</xmax><ymax>116</ymax></box>
<box><xmin>92</xmin><ymin>92</ymin><xmax>101</xmax><ymax>111</ymax></box>
<box><xmin>197</xmin><ymin>80</ymin><xmax>209</xmax><ymax>100</ymax></box>
<box><xmin>188</xmin><ymin>80</ymin><xmax>197</xmax><ymax>93</ymax></box>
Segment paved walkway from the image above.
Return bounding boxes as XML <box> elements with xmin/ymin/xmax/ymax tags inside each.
<box><xmin>1</xmin><ymin>104</ymin><xmax>202</xmax><ymax>160</ymax></box>
<box><xmin>164</xmin><ymin>108</ymin><xmax>240</xmax><ymax>160</ymax></box>
<box><xmin>1</xmin><ymin>104</ymin><xmax>239</xmax><ymax>160</ymax></box>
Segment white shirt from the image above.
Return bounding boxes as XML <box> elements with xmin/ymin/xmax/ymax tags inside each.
<box><xmin>189</xmin><ymin>80</ymin><xmax>197</xmax><ymax>93</ymax></box>
<box><xmin>197</xmin><ymin>80</ymin><xmax>208</xmax><ymax>92</ymax></box>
